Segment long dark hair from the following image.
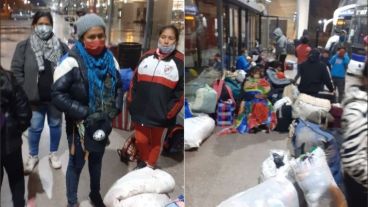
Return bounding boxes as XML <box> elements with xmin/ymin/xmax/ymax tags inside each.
<box><xmin>32</xmin><ymin>11</ymin><xmax>53</xmax><ymax>26</ymax></box>
<box><xmin>159</xmin><ymin>25</ymin><xmax>179</xmax><ymax>43</ymax></box>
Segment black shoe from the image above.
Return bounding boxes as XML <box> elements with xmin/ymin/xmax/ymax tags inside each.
<box><xmin>89</xmin><ymin>192</ymin><xmax>105</xmax><ymax>207</ymax></box>
<box><xmin>133</xmin><ymin>160</ymin><xmax>147</xmax><ymax>170</ymax></box>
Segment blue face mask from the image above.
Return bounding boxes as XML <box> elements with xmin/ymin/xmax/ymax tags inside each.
<box><xmin>158</xmin><ymin>42</ymin><xmax>176</xmax><ymax>54</ymax></box>
<box><xmin>35</xmin><ymin>25</ymin><xmax>53</xmax><ymax>40</ymax></box>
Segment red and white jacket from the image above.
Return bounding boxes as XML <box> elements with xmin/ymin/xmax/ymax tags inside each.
<box><xmin>128</xmin><ymin>49</ymin><xmax>184</xmax><ymax>127</ymax></box>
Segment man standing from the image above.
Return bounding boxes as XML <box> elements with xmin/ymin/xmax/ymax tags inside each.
<box><xmin>272</xmin><ymin>27</ymin><xmax>288</xmax><ymax>71</ymax></box>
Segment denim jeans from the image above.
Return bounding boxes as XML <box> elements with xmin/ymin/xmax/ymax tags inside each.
<box><xmin>66</xmin><ymin>133</ymin><xmax>105</xmax><ymax>205</ymax></box>
<box><xmin>28</xmin><ymin>104</ymin><xmax>62</xmax><ymax>156</ymax></box>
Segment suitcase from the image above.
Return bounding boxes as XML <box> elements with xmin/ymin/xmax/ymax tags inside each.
<box><xmin>112</xmin><ymin>93</ymin><xmax>134</xmax><ymax>131</ymax></box>
<box><xmin>274</xmin><ymin>104</ymin><xmax>292</xmax><ymax>132</ymax></box>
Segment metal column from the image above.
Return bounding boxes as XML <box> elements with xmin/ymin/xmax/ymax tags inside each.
<box><xmin>143</xmin><ymin>0</ymin><xmax>154</xmax><ymax>52</ymax></box>
<box><xmin>217</xmin><ymin>0</ymin><xmax>224</xmax><ymax>70</ymax></box>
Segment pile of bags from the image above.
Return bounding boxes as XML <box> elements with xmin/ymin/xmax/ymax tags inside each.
<box><xmin>218</xmin><ymin>147</ymin><xmax>347</xmax><ymax>207</ymax></box>
<box><xmin>104</xmin><ymin>168</ymin><xmax>176</xmax><ymax>207</ymax></box>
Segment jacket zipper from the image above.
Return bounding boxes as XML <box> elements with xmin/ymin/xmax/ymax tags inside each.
<box><xmin>151</xmin><ymin>60</ymin><xmax>161</xmax><ymax>81</ymax></box>
<box><xmin>142</xmin><ymin>59</ymin><xmax>161</xmax><ymax>126</ymax></box>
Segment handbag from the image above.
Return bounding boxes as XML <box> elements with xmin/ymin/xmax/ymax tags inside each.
<box><xmin>117</xmin><ymin>133</ymin><xmax>139</xmax><ymax>164</ymax></box>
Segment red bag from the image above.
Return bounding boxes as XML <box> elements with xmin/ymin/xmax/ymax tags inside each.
<box><xmin>112</xmin><ymin>93</ymin><xmax>134</xmax><ymax>131</ymax></box>
<box><xmin>328</xmin><ymin>106</ymin><xmax>343</xmax><ymax>128</ymax></box>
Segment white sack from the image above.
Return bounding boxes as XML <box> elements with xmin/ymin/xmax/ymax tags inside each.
<box><xmin>290</xmin><ymin>147</ymin><xmax>339</xmax><ymax>207</ymax></box>
<box><xmin>218</xmin><ymin>176</ymin><xmax>299</xmax><ymax>207</ymax></box>
<box><xmin>184</xmin><ymin>115</ymin><xmax>215</xmax><ymax>149</ymax></box>
<box><xmin>259</xmin><ymin>150</ymin><xmax>293</xmax><ymax>182</ymax></box>
<box><xmin>104</xmin><ymin>168</ymin><xmax>175</xmax><ymax>207</ymax></box>
<box><xmin>190</xmin><ymin>84</ymin><xmax>217</xmax><ymax>114</ymax></box>
<box><xmin>115</xmin><ymin>193</ymin><xmax>171</xmax><ymax>207</ymax></box>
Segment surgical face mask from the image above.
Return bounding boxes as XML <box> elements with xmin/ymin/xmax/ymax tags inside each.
<box><xmin>35</xmin><ymin>25</ymin><xmax>53</xmax><ymax>40</ymax></box>
<box><xmin>158</xmin><ymin>42</ymin><xmax>176</xmax><ymax>54</ymax></box>
<box><xmin>253</xmin><ymin>73</ymin><xmax>260</xmax><ymax>79</ymax></box>
<box><xmin>252</xmin><ymin>55</ymin><xmax>259</xmax><ymax>61</ymax></box>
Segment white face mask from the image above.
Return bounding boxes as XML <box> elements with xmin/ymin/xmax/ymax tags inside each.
<box><xmin>158</xmin><ymin>42</ymin><xmax>176</xmax><ymax>54</ymax></box>
<box><xmin>35</xmin><ymin>25</ymin><xmax>53</xmax><ymax>40</ymax></box>
<box><xmin>252</xmin><ymin>55</ymin><xmax>259</xmax><ymax>61</ymax></box>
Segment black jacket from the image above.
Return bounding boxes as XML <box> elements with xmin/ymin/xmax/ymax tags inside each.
<box><xmin>128</xmin><ymin>49</ymin><xmax>184</xmax><ymax>127</ymax></box>
<box><xmin>51</xmin><ymin>48</ymin><xmax>123</xmax><ymax>136</ymax></box>
<box><xmin>0</xmin><ymin>69</ymin><xmax>32</xmax><ymax>155</ymax></box>
<box><xmin>11</xmin><ymin>37</ymin><xmax>68</xmax><ymax>104</ymax></box>
<box><xmin>298</xmin><ymin>60</ymin><xmax>334</xmax><ymax>95</ymax></box>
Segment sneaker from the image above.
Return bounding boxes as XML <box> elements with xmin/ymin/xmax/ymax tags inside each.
<box><xmin>89</xmin><ymin>192</ymin><xmax>105</xmax><ymax>207</ymax></box>
<box><xmin>133</xmin><ymin>160</ymin><xmax>147</xmax><ymax>171</ymax></box>
<box><xmin>24</xmin><ymin>155</ymin><xmax>39</xmax><ymax>174</ymax></box>
<box><xmin>49</xmin><ymin>152</ymin><xmax>62</xmax><ymax>169</ymax></box>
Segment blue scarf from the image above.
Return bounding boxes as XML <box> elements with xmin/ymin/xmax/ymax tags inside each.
<box><xmin>75</xmin><ymin>41</ymin><xmax>116</xmax><ymax>114</ymax></box>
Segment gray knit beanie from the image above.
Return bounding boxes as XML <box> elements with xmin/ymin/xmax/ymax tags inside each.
<box><xmin>75</xmin><ymin>13</ymin><xmax>106</xmax><ymax>39</ymax></box>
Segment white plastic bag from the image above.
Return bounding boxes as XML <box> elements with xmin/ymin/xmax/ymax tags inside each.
<box><xmin>259</xmin><ymin>150</ymin><xmax>293</xmax><ymax>182</ymax></box>
<box><xmin>184</xmin><ymin>115</ymin><xmax>215</xmax><ymax>149</ymax></box>
<box><xmin>290</xmin><ymin>147</ymin><xmax>342</xmax><ymax>207</ymax></box>
<box><xmin>235</xmin><ymin>70</ymin><xmax>246</xmax><ymax>83</ymax></box>
<box><xmin>273</xmin><ymin>97</ymin><xmax>292</xmax><ymax>112</ymax></box>
<box><xmin>217</xmin><ymin>176</ymin><xmax>299</xmax><ymax>207</ymax></box>
<box><xmin>190</xmin><ymin>84</ymin><xmax>217</xmax><ymax>114</ymax></box>
<box><xmin>104</xmin><ymin>168</ymin><xmax>175</xmax><ymax>207</ymax></box>
<box><xmin>282</xmin><ymin>84</ymin><xmax>299</xmax><ymax>103</ymax></box>
<box><xmin>115</xmin><ymin>193</ymin><xmax>171</xmax><ymax>207</ymax></box>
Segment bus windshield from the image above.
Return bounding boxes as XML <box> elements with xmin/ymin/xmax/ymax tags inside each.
<box><xmin>350</xmin><ymin>5</ymin><xmax>368</xmax><ymax>55</ymax></box>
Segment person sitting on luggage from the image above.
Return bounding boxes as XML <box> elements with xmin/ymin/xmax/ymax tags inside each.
<box><xmin>235</xmin><ymin>48</ymin><xmax>251</xmax><ymax>72</ymax></box>
<box><xmin>234</xmin><ymin>65</ymin><xmax>277</xmax><ymax>134</ymax></box>
<box><xmin>297</xmin><ymin>49</ymin><xmax>335</xmax><ymax>100</ymax></box>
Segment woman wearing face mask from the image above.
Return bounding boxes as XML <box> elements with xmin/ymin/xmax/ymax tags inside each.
<box><xmin>128</xmin><ymin>25</ymin><xmax>184</xmax><ymax>170</ymax></box>
<box><xmin>11</xmin><ymin>11</ymin><xmax>68</xmax><ymax>174</ymax></box>
<box><xmin>51</xmin><ymin>13</ymin><xmax>123</xmax><ymax>207</ymax></box>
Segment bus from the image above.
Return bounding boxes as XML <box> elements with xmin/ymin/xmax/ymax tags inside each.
<box><xmin>324</xmin><ymin>0</ymin><xmax>357</xmax><ymax>50</ymax></box>
<box><xmin>347</xmin><ymin>2</ymin><xmax>367</xmax><ymax>76</ymax></box>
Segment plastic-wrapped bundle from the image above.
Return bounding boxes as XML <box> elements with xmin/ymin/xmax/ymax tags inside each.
<box><xmin>190</xmin><ymin>84</ymin><xmax>218</xmax><ymax>114</ymax></box>
<box><xmin>104</xmin><ymin>168</ymin><xmax>175</xmax><ymax>207</ymax></box>
<box><xmin>290</xmin><ymin>147</ymin><xmax>346</xmax><ymax>207</ymax></box>
<box><xmin>217</xmin><ymin>176</ymin><xmax>299</xmax><ymax>207</ymax></box>
<box><xmin>184</xmin><ymin>115</ymin><xmax>215</xmax><ymax>150</ymax></box>
<box><xmin>259</xmin><ymin>150</ymin><xmax>293</xmax><ymax>182</ymax></box>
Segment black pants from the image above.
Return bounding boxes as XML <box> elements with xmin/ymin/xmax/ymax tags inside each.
<box><xmin>332</xmin><ymin>77</ymin><xmax>345</xmax><ymax>103</ymax></box>
<box><xmin>277</xmin><ymin>54</ymin><xmax>287</xmax><ymax>71</ymax></box>
<box><xmin>344</xmin><ymin>172</ymin><xmax>368</xmax><ymax>207</ymax></box>
<box><xmin>1</xmin><ymin>147</ymin><xmax>25</xmax><ymax>207</ymax></box>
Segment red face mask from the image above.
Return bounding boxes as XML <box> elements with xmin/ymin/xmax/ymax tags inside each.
<box><xmin>84</xmin><ymin>39</ymin><xmax>106</xmax><ymax>56</ymax></box>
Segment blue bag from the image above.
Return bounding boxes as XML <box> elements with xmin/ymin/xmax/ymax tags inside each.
<box><xmin>119</xmin><ymin>68</ymin><xmax>133</xmax><ymax>93</ymax></box>
<box><xmin>291</xmin><ymin>118</ymin><xmax>344</xmax><ymax>188</ymax></box>
<box><xmin>184</xmin><ymin>98</ymin><xmax>193</xmax><ymax>118</ymax></box>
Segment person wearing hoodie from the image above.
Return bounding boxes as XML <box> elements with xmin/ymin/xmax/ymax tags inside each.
<box><xmin>329</xmin><ymin>46</ymin><xmax>350</xmax><ymax>103</ymax></box>
<box><xmin>297</xmin><ymin>49</ymin><xmax>335</xmax><ymax>98</ymax></box>
<box><xmin>340</xmin><ymin>61</ymin><xmax>367</xmax><ymax>207</ymax></box>
<box><xmin>272</xmin><ymin>27</ymin><xmax>288</xmax><ymax>70</ymax></box>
